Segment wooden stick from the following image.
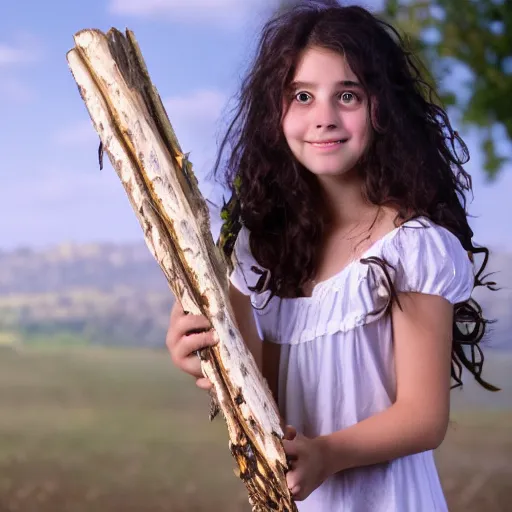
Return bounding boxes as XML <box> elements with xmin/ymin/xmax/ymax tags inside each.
<box><xmin>66</xmin><ymin>28</ymin><xmax>296</xmax><ymax>511</ymax></box>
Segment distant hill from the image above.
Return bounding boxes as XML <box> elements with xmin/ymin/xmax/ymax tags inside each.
<box><xmin>0</xmin><ymin>243</ymin><xmax>169</xmax><ymax>294</ymax></box>
<box><xmin>0</xmin><ymin>243</ymin><xmax>174</xmax><ymax>347</ymax></box>
<box><xmin>0</xmin><ymin>242</ymin><xmax>510</xmax><ymax>350</ymax></box>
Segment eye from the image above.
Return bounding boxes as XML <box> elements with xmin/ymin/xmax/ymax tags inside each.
<box><xmin>295</xmin><ymin>91</ymin><xmax>312</xmax><ymax>104</ymax></box>
<box><xmin>340</xmin><ymin>92</ymin><xmax>358</xmax><ymax>104</ymax></box>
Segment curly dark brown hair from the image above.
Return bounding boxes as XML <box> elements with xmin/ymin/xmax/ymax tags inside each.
<box><xmin>215</xmin><ymin>1</ymin><xmax>499</xmax><ymax>391</ymax></box>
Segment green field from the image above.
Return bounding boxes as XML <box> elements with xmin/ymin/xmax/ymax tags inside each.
<box><xmin>0</xmin><ymin>346</ymin><xmax>510</xmax><ymax>511</ymax></box>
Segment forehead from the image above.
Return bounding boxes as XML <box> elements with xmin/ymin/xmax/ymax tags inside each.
<box><xmin>292</xmin><ymin>46</ymin><xmax>358</xmax><ymax>83</ymax></box>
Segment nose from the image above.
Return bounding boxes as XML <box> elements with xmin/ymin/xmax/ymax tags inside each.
<box><xmin>314</xmin><ymin>99</ymin><xmax>340</xmax><ymax>129</ymax></box>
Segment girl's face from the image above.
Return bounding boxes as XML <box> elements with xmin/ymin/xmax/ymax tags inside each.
<box><xmin>282</xmin><ymin>46</ymin><xmax>371</xmax><ymax>179</ymax></box>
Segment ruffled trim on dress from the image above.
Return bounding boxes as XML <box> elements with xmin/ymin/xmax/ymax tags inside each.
<box><xmin>230</xmin><ymin>218</ymin><xmax>475</xmax><ymax>345</ymax></box>
<box><xmin>250</xmin><ymin>257</ymin><xmax>398</xmax><ymax>345</ymax></box>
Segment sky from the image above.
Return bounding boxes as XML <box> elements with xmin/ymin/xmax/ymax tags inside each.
<box><xmin>1</xmin><ymin>0</ymin><xmax>511</xmax><ymax>252</ymax></box>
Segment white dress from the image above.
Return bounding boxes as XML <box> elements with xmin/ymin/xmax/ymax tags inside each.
<box><xmin>229</xmin><ymin>216</ymin><xmax>474</xmax><ymax>512</ymax></box>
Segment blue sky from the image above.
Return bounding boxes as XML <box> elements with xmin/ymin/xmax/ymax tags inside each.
<box><xmin>1</xmin><ymin>0</ymin><xmax>511</xmax><ymax>252</ymax></box>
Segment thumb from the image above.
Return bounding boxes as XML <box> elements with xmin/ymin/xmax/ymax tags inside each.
<box><xmin>282</xmin><ymin>438</ymin><xmax>299</xmax><ymax>459</ymax></box>
<box><xmin>283</xmin><ymin>425</ymin><xmax>297</xmax><ymax>441</ymax></box>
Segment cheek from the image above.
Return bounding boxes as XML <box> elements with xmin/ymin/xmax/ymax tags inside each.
<box><xmin>348</xmin><ymin>110</ymin><xmax>372</xmax><ymax>144</ymax></box>
<box><xmin>281</xmin><ymin>101</ymin><xmax>292</xmax><ymax>137</ymax></box>
<box><xmin>282</xmin><ymin>109</ymin><xmax>302</xmax><ymax>143</ymax></box>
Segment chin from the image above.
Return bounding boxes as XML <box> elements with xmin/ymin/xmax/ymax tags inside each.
<box><xmin>305</xmin><ymin>164</ymin><xmax>353</xmax><ymax>178</ymax></box>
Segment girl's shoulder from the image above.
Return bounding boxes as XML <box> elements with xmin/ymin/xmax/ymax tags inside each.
<box><xmin>381</xmin><ymin>215</ymin><xmax>468</xmax><ymax>261</ymax></box>
<box><xmin>229</xmin><ymin>216</ymin><xmax>475</xmax><ymax>304</ymax></box>
<box><xmin>377</xmin><ymin>216</ymin><xmax>475</xmax><ymax>304</ymax></box>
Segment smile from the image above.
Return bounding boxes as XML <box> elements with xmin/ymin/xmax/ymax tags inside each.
<box><xmin>308</xmin><ymin>139</ymin><xmax>348</xmax><ymax>148</ymax></box>
<box><xmin>309</xmin><ymin>139</ymin><xmax>348</xmax><ymax>148</ymax></box>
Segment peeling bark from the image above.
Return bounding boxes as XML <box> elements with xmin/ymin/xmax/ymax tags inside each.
<box><xmin>67</xmin><ymin>28</ymin><xmax>296</xmax><ymax>511</ymax></box>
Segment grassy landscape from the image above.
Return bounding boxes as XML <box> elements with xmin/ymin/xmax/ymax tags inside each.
<box><xmin>0</xmin><ymin>346</ymin><xmax>510</xmax><ymax>511</ymax></box>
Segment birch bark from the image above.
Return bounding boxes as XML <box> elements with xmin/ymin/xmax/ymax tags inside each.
<box><xmin>67</xmin><ymin>28</ymin><xmax>296</xmax><ymax>512</ymax></box>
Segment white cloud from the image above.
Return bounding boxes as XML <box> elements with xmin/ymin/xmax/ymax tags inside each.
<box><xmin>164</xmin><ymin>89</ymin><xmax>227</xmax><ymax>139</ymax></box>
<box><xmin>0</xmin><ymin>44</ymin><xmax>30</xmax><ymax>66</ymax></box>
<box><xmin>0</xmin><ymin>33</ymin><xmax>43</xmax><ymax>103</ymax></box>
<box><xmin>1</xmin><ymin>165</ymin><xmax>142</xmax><ymax>249</ymax></box>
<box><xmin>0</xmin><ymin>33</ymin><xmax>42</xmax><ymax>67</ymax></box>
<box><xmin>108</xmin><ymin>0</ymin><xmax>386</xmax><ymax>25</ymax></box>
<box><xmin>108</xmin><ymin>0</ymin><xmax>271</xmax><ymax>26</ymax></box>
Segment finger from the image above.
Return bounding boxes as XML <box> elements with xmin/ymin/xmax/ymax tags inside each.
<box><xmin>282</xmin><ymin>439</ymin><xmax>299</xmax><ymax>459</ymax></box>
<box><xmin>179</xmin><ymin>314</ymin><xmax>212</xmax><ymax>336</ymax></box>
<box><xmin>286</xmin><ymin>468</ymin><xmax>303</xmax><ymax>496</ymax></box>
<box><xmin>283</xmin><ymin>425</ymin><xmax>297</xmax><ymax>440</ymax></box>
<box><xmin>179</xmin><ymin>356</ymin><xmax>204</xmax><ymax>379</ymax></box>
<box><xmin>289</xmin><ymin>485</ymin><xmax>301</xmax><ymax>499</ymax></box>
<box><xmin>168</xmin><ymin>305</ymin><xmax>212</xmax><ymax>342</ymax></box>
<box><xmin>196</xmin><ymin>377</ymin><xmax>213</xmax><ymax>390</ymax></box>
<box><xmin>175</xmin><ymin>331</ymin><xmax>217</xmax><ymax>361</ymax></box>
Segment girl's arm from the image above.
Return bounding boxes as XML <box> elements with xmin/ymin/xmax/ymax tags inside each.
<box><xmin>229</xmin><ymin>284</ymin><xmax>281</xmax><ymax>405</ymax></box>
<box><xmin>318</xmin><ymin>292</ymin><xmax>453</xmax><ymax>475</ymax></box>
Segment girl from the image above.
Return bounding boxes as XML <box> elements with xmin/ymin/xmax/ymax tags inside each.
<box><xmin>167</xmin><ymin>2</ymin><xmax>498</xmax><ymax>510</ymax></box>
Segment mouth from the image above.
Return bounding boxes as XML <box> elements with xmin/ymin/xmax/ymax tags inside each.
<box><xmin>308</xmin><ymin>138</ymin><xmax>348</xmax><ymax>147</ymax></box>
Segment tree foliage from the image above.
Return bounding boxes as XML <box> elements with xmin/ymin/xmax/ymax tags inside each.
<box><xmin>382</xmin><ymin>0</ymin><xmax>511</xmax><ymax>179</ymax></box>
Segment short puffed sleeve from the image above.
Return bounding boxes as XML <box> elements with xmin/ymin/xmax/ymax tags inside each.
<box><xmin>382</xmin><ymin>221</ymin><xmax>474</xmax><ymax>304</ymax></box>
<box><xmin>229</xmin><ymin>226</ymin><xmax>268</xmax><ymax>296</ymax></box>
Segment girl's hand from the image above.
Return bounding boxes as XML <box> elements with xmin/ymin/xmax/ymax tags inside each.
<box><xmin>166</xmin><ymin>301</ymin><xmax>218</xmax><ymax>390</ymax></box>
<box><xmin>282</xmin><ymin>426</ymin><xmax>329</xmax><ymax>502</ymax></box>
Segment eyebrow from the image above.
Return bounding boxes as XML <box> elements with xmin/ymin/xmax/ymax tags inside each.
<box><xmin>290</xmin><ymin>80</ymin><xmax>363</xmax><ymax>89</ymax></box>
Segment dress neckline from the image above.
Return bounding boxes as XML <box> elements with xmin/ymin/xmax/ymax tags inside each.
<box><xmin>298</xmin><ymin>216</ymin><xmax>431</xmax><ymax>300</ymax></box>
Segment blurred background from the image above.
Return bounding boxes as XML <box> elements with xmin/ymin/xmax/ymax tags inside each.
<box><xmin>0</xmin><ymin>0</ymin><xmax>510</xmax><ymax>510</ymax></box>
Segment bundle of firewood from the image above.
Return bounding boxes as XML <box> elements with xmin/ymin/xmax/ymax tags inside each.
<box><xmin>66</xmin><ymin>28</ymin><xmax>296</xmax><ymax>511</ymax></box>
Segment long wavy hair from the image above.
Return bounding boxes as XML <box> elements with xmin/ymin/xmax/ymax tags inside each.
<box><xmin>215</xmin><ymin>1</ymin><xmax>499</xmax><ymax>391</ymax></box>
